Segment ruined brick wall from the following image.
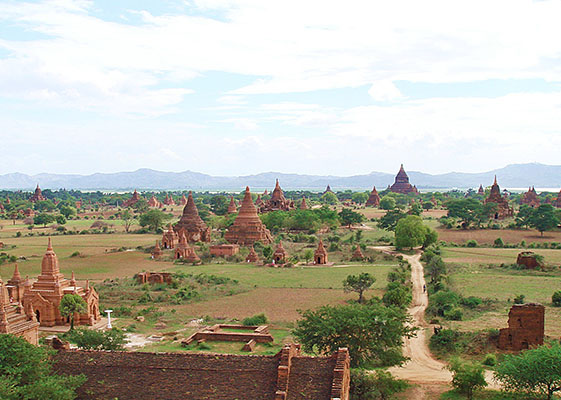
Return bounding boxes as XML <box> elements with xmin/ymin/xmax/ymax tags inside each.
<box><xmin>498</xmin><ymin>303</ymin><xmax>545</xmax><ymax>350</ymax></box>
<box><xmin>52</xmin><ymin>348</ymin><xmax>350</xmax><ymax>400</ymax></box>
<box><xmin>53</xmin><ymin>350</ymin><xmax>279</xmax><ymax>400</ymax></box>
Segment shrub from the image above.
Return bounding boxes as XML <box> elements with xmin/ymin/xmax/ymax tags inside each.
<box><xmin>447</xmin><ymin>358</ymin><xmax>487</xmax><ymax>400</ymax></box>
<box><xmin>494</xmin><ymin>237</ymin><xmax>505</xmax><ymax>248</ymax></box>
<box><xmin>349</xmin><ymin>368</ymin><xmax>408</xmax><ymax>400</ymax></box>
<box><xmin>552</xmin><ymin>291</ymin><xmax>561</xmax><ymax>307</ymax></box>
<box><xmin>461</xmin><ymin>296</ymin><xmax>482</xmax><ymax>309</ymax></box>
<box><xmin>430</xmin><ymin>329</ymin><xmax>460</xmax><ymax>353</ymax></box>
<box><xmin>242</xmin><ymin>313</ymin><xmax>268</xmax><ymax>326</ymax></box>
<box><xmin>63</xmin><ymin>328</ymin><xmax>127</xmax><ymax>351</ymax></box>
<box><xmin>483</xmin><ymin>353</ymin><xmax>497</xmax><ymax>367</ymax></box>
<box><xmin>445</xmin><ymin>307</ymin><xmax>463</xmax><ymax>321</ymax></box>
<box><xmin>513</xmin><ymin>294</ymin><xmax>525</xmax><ymax>304</ymax></box>
<box><xmin>466</xmin><ymin>239</ymin><xmax>478</xmax><ymax>248</ymax></box>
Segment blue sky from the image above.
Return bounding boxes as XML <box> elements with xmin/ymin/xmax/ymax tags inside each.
<box><xmin>1</xmin><ymin>0</ymin><xmax>561</xmax><ymax>176</ymax></box>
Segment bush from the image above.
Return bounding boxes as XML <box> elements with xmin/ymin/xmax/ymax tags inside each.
<box><xmin>494</xmin><ymin>237</ymin><xmax>505</xmax><ymax>248</ymax></box>
<box><xmin>63</xmin><ymin>328</ymin><xmax>127</xmax><ymax>351</ymax></box>
<box><xmin>513</xmin><ymin>294</ymin><xmax>525</xmax><ymax>304</ymax></box>
<box><xmin>447</xmin><ymin>359</ymin><xmax>487</xmax><ymax>400</ymax></box>
<box><xmin>552</xmin><ymin>291</ymin><xmax>561</xmax><ymax>307</ymax></box>
<box><xmin>461</xmin><ymin>296</ymin><xmax>482</xmax><ymax>309</ymax></box>
<box><xmin>466</xmin><ymin>239</ymin><xmax>478</xmax><ymax>248</ymax></box>
<box><xmin>483</xmin><ymin>353</ymin><xmax>497</xmax><ymax>367</ymax></box>
<box><xmin>445</xmin><ymin>307</ymin><xmax>463</xmax><ymax>321</ymax></box>
<box><xmin>350</xmin><ymin>368</ymin><xmax>408</xmax><ymax>400</ymax></box>
<box><xmin>430</xmin><ymin>329</ymin><xmax>460</xmax><ymax>353</ymax></box>
<box><xmin>242</xmin><ymin>313</ymin><xmax>268</xmax><ymax>326</ymax></box>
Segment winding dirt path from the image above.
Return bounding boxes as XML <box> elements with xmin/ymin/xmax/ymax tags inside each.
<box><xmin>385</xmin><ymin>250</ymin><xmax>453</xmax><ymax>383</ymax></box>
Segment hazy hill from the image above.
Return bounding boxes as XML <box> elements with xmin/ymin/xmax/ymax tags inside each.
<box><xmin>1</xmin><ymin>163</ymin><xmax>560</xmax><ymax>191</ymax></box>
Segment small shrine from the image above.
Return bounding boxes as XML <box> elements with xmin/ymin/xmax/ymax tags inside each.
<box><xmin>365</xmin><ymin>186</ymin><xmax>380</xmax><ymax>207</ymax></box>
<box><xmin>313</xmin><ymin>239</ymin><xmax>328</xmax><ymax>265</ymax></box>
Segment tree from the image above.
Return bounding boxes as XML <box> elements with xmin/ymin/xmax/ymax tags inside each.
<box><xmin>516</xmin><ymin>204</ymin><xmax>534</xmax><ymax>228</ymax></box>
<box><xmin>552</xmin><ymin>291</ymin><xmax>561</xmax><ymax>307</ymax></box>
<box><xmin>303</xmin><ymin>249</ymin><xmax>314</xmax><ymax>263</ymax></box>
<box><xmin>378</xmin><ymin>209</ymin><xmax>407</xmax><ymax>231</ymax></box>
<box><xmin>33</xmin><ymin>213</ymin><xmax>56</xmax><ymax>227</ymax></box>
<box><xmin>293</xmin><ymin>302</ymin><xmax>415</xmax><ymax>368</ymax></box>
<box><xmin>338</xmin><ymin>208</ymin><xmax>364</xmax><ymax>227</ymax></box>
<box><xmin>120</xmin><ymin>209</ymin><xmax>135</xmax><ymax>233</ymax></box>
<box><xmin>350</xmin><ymin>368</ymin><xmax>408</xmax><ymax>400</ymax></box>
<box><xmin>55</xmin><ymin>215</ymin><xmax>67</xmax><ymax>225</ymax></box>
<box><xmin>425</xmin><ymin>255</ymin><xmax>447</xmax><ymax>285</ymax></box>
<box><xmin>446</xmin><ymin>198</ymin><xmax>483</xmax><ymax>229</ymax></box>
<box><xmin>351</xmin><ymin>192</ymin><xmax>369</xmax><ymax>205</ymax></box>
<box><xmin>394</xmin><ymin>215</ymin><xmax>426</xmax><ymax>250</ymax></box>
<box><xmin>495</xmin><ymin>344</ymin><xmax>561</xmax><ymax>400</ymax></box>
<box><xmin>409</xmin><ymin>203</ymin><xmax>422</xmax><ymax>216</ymax></box>
<box><xmin>63</xmin><ymin>327</ymin><xmax>127</xmax><ymax>351</ymax></box>
<box><xmin>210</xmin><ymin>195</ymin><xmax>229</xmax><ymax>216</ymax></box>
<box><xmin>382</xmin><ymin>282</ymin><xmax>412</xmax><ymax>309</ymax></box>
<box><xmin>59</xmin><ymin>294</ymin><xmax>87</xmax><ymax>330</ymax></box>
<box><xmin>321</xmin><ymin>191</ymin><xmax>339</xmax><ymax>205</ymax></box>
<box><xmin>343</xmin><ymin>273</ymin><xmax>376</xmax><ymax>303</ymax></box>
<box><xmin>529</xmin><ymin>204</ymin><xmax>560</xmax><ymax>236</ymax></box>
<box><xmin>0</xmin><ymin>334</ymin><xmax>85</xmax><ymax>400</ymax></box>
<box><xmin>422</xmin><ymin>226</ymin><xmax>438</xmax><ymax>249</ymax></box>
<box><xmin>138</xmin><ymin>209</ymin><xmax>170</xmax><ymax>232</ymax></box>
<box><xmin>59</xmin><ymin>205</ymin><xmax>76</xmax><ymax>219</ymax></box>
<box><xmin>447</xmin><ymin>359</ymin><xmax>487</xmax><ymax>400</ymax></box>
<box><xmin>379</xmin><ymin>196</ymin><xmax>396</xmax><ymax>211</ymax></box>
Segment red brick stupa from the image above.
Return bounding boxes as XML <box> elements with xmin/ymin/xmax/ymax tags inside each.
<box><xmin>260</xmin><ymin>180</ymin><xmax>294</xmax><ymax>212</ymax></box>
<box><xmin>174</xmin><ymin>192</ymin><xmax>211</xmax><ymax>243</ymax></box>
<box><xmin>272</xmin><ymin>241</ymin><xmax>287</xmax><ymax>265</ymax></box>
<box><xmin>245</xmin><ymin>246</ymin><xmax>260</xmax><ymax>263</ymax></box>
<box><xmin>314</xmin><ymin>239</ymin><xmax>328</xmax><ymax>265</ymax></box>
<box><xmin>477</xmin><ymin>185</ymin><xmax>485</xmax><ymax>195</ymax></box>
<box><xmin>227</xmin><ymin>196</ymin><xmax>238</xmax><ymax>214</ymax></box>
<box><xmin>365</xmin><ymin>186</ymin><xmax>380</xmax><ymax>207</ymax></box>
<box><xmin>29</xmin><ymin>185</ymin><xmax>46</xmax><ymax>203</ymax></box>
<box><xmin>122</xmin><ymin>190</ymin><xmax>142</xmax><ymax>208</ymax></box>
<box><xmin>225</xmin><ymin>187</ymin><xmax>273</xmax><ymax>245</ymax></box>
<box><xmin>148</xmin><ymin>195</ymin><xmax>161</xmax><ymax>208</ymax></box>
<box><xmin>520</xmin><ymin>186</ymin><xmax>540</xmax><ymax>208</ymax></box>
<box><xmin>174</xmin><ymin>232</ymin><xmax>200</xmax><ymax>263</ymax></box>
<box><xmin>151</xmin><ymin>241</ymin><xmax>163</xmax><ymax>260</ymax></box>
<box><xmin>390</xmin><ymin>165</ymin><xmax>418</xmax><ymax>194</ymax></box>
<box><xmin>484</xmin><ymin>176</ymin><xmax>514</xmax><ymax>219</ymax></box>
<box><xmin>300</xmin><ymin>197</ymin><xmax>308</xmax><ymax>210</ymax></box>
<box><xmin>351</xmin><ymin>246</ymin><xmax>364</xmax><ymax>261</ymax></box>
<box><xmin>163</xmin><ymin>194</ymin><xmax>176</xmax><ymax>206</ymax></box>
<box><xmin>178</xmin><ymin>194</ymin><xmax>188</xmax><ymax>206</ymax></box>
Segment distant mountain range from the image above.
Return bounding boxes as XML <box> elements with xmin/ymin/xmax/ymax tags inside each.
<box><xmin>1</xmin><ymin>163</ymin><xmax>560</xmax><ymax>191</ymax></box>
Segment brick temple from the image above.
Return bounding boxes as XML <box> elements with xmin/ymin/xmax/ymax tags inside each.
<box><xmin>390</xmin><ymin>164</ymin><xmax>418</xmax><ymax>194</ymax></box>
<box><xmin>498</xmin><ymin>303</ymin><xmax>544</xmax><ymax>351</ymax></box>
<box><xmin>520</xmin><ymin>186</ymin><xmax>540</xmax><ymax>208</ymax></box>
<box><xmin>122</xmin><ymin>190</ymin><xmax>142</xmax><ymax>208</ymax></box>
<box><xmin>29</xmin><ymin>184</ymin><xmax>46</xmax><ymax>202</ymax></box>
<box><xmin>174</xmin><ymin>192</ymin><xmax>211</xmax><ymax>243</ymax></box>
<box><xmin>0</xmin><ymin>272</ymin><xmax>39</xmax><ymax>345</ymax></box>
<box><xmin>259</xmin><ymin>180</ymin><xmax>295</xmax><ymax>213</ymax></box>
<box><xmin>9</xmin><ymin>239</ymin><xmax>100</xmax><ymax>327</ymax></box>
<box><xmin>484</xmin><ymin>176</ymin><xmax>514</xmax><ymax>219</ymax></box>
<box><xmin>225</xmin><ymin>187</ymin><xmax>273</xmax><ymax>245</ymax></box>
<box><xmin>365</xmin><ymin>186</ymin><xmax>380</xmax><ymax>207</ymax></box>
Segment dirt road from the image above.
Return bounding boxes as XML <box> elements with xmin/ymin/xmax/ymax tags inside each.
<box><xmin>386</xmin><ymin>251</ymin><xmax>453</xmax><ymax>383</ymax></box>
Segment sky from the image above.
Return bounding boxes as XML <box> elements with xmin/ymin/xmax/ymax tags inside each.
<box><xmin>1</xmin><ymin>0</ymin><xmax>561</xmax><ymax>177</ymax></box>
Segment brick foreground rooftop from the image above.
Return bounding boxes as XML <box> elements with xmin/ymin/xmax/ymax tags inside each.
<box><xmin>53</xmin><ymin>344</ymin><xmax>350</xmax><ymax>400</ymax></box>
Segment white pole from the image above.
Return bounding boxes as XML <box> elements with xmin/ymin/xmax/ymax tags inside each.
<box><xmin>105</xmin><ymin>309</ymin><xmax>113</xmax><ymax>329</ymax></box>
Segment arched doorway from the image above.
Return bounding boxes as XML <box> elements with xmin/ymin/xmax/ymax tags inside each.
<box><xmin>35</xmin><ymin>310</ymin><xmax>41</xmax><ymax>323</ymax></box>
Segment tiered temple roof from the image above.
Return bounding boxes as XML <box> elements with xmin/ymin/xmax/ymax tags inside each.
<box><xmin>20</xmin><ymin>239</ymin><xmax>100</xmax><ymax>327</ymax></box>
<box><xmin>151</xmin><ymin>241</ymin><xmax>163</xmax><ymax>259</ymax></box>
<box><xmin>162</xmin><ymin>224</ymin><xmax>179</xmax><ymax>249</ymax></box>
<box><xmin>29</xmin><ymin>184</ymin><xmax>46</xmax><ymax>202</ymax></box>
<box><xmin>478</xmin><ymin>184</ymin><xmax>485</xmax><ymax>195</ymax></box>
<box><xmin>390</xmin><ymin>165</ymin><xmax>418</xmax><ymax>194</ymax></box>
<box><xmin>351</xmin><ymin>246</ymin><xmax>364</xmax><ymax>260</ymax></box>
<box><xmin>300</xmin><ymin>197</ymin><xmax>308</xmax><ymax>210</ymax></box>
<box><xmin>174</xmin><ymin>232</ymin><xmax>200</xmax><ymax>263</ymax></box>
<box><xmin>148</xmin><ymin>195</ymin><xmax>162</xmax><ymax>208</ymax></box>
<box><xmin>520</xmin><ymin>186</ymin><xmax>540</xmax><ymax>208</ymax></box>
<box><xmin>484</xmin><ymin>176</ymin><xmax>514</xmax><ymax>219</ymax></box>
<box><xmin>227</xmin><ymin>196</ymin><xmax>238</xmax><ymax>214</ymax></box>
<box><xmin>178</xmin><ymin>194</ymin><xmax>188</xmax><ymax>206</ymax></box>
<box><xmin>272</xmin><ymin>241</ymin><xmax>287</xmax><ymax>264</ymax></box>
<box><xmin>245</xmin><ymin>246</ymin><xmax>260</xmax><ymax>263</ymax></box>
<box><xmin>122</xmin><ymin>190</ymin><xmax>142</xmax><ymax>208</ymax></box>
<box><xmin>225</xmin><ymin>187</ymin><xmax>273</xmax><ymax>245</ymax></box>
<box><xmin>259</xmin><ymin>180</ymin><xmax>295</xmax><ymax>212</ymax></box>
<box><xmin>365</xmin><ymin>186</ymin><xmax>380</xmax><ymax>207</ymax></box>
<box><xmin>174</xmin><ymin>192</ymin><xmax>211</xmax><ymax>243</ymax></box>
<box><xmin>163</xmin><ymin>194</ymin><xmax>176</xmax><ymax>206</ymax></box>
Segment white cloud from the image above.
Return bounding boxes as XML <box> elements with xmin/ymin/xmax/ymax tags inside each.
<box><xmin>368</xmin><ymin>81</ymin><xmax>404</xmax><ymax>102</ymax></box>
